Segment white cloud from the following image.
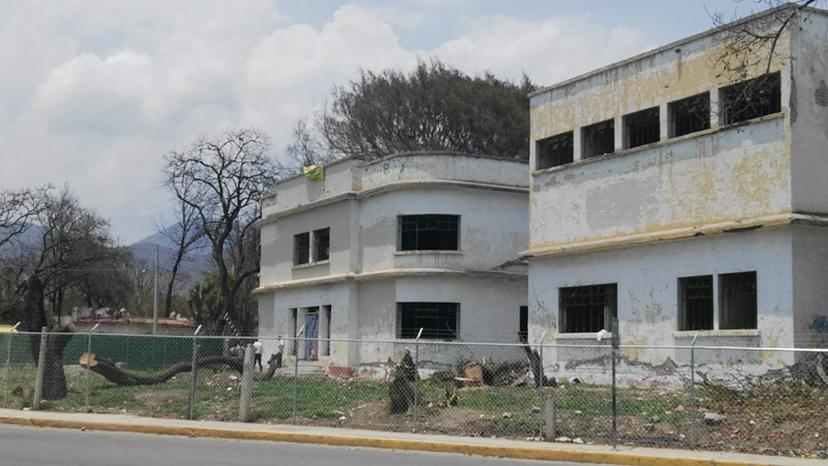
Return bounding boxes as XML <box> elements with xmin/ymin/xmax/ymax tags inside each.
<box><xmin>0</xmin><ymin>1</ymin><xmax>650</xmax><ymax>243</ymax></box>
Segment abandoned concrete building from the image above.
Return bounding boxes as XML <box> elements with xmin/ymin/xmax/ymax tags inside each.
<box><xmin>255</xmin><ymin>153</ymin><xmax>529</xmax><ymax>374</ymax></box>
<box><xmin>525</xmin><ymin>7</ymin><xmax>828</xmax><ymax>376</ymax></box>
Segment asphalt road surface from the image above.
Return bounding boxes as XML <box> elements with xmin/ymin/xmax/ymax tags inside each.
<box><xmin>0</xmin><ymin>424</ymin><xmax>609</xmax><ymax>466</ymax></box>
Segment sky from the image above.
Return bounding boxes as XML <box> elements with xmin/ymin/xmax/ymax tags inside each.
<box><xmin>0</xmin><ymin>0</ymin><xmax>768</xmax><ymax>244</ymax></box>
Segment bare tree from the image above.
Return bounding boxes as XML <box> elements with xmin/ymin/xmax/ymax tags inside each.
<box><xmin>164</xmin><ymin>129</ymin><xmax>277</xmax><ymax>335</ymax></box>
<box><xmin>278</xmin><ymin>118</ymin><xmax>332</xmax><ymax>175</ymax></box>
<box><xmin>0</xmin><ymin>186</ymin><xmax>51</xmax><ymax>251</ymax></box>
<box><xmin>711</xmin><ymin>1</ymin><xmax>818</xmax><ymax>79</ymax></box>
<box><xmin>14</xmin><ymin>187</ymin><xmax>120</xmax><ymax>400</ymax></box>
<box><xmin>159</xmin><ymin>199</ymin><xmax>204</xmax><ymax>317</ymax></box>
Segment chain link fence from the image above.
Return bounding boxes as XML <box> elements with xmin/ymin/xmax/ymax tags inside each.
<box><xmin>1</xmin><ymin>329</ymin><xmax>826</xmax><ymax>458</ymax></box>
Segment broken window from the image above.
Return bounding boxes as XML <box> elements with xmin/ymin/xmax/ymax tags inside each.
<box><xmin>398</xmin><ymin>302</ymin><xmax>459</xmax><ymax>340</ymax></box>
<box><xmin>559</xmin><ymin>284</ymin><xmax>617</xmax><ymax>333</ymax></box>
<box><xmin>678</xmin><ymin>275</ymin><xmax>714</xmax><ymax>331</ymax></box>
<box><xmin>313</xmin><ymin>228</ymin><xmax>330</xmax><ymax>262</ymax></box>
<box><xmin>581</xmin><ymin>119</ymin><xmax>615</xmax><ymax>158</ymax></box>
<box><xmin>623</xmin><ymin>107</ymin><xmax>660</xmax><ymax>149</ymax></box>
<box><xmin>669</xmin><ymin>92</ymin><xmax>710</xmax><ymax>137</ymax></box>
<box><xmin>293</xmin><ymin>232</ymin><xmax>310</xmax><ymax>265</ymax></box>
<box><xmin>399</xmin><ymin>214</ymin><xmax>459</xmax><ymax>251</ymax></box>
<box><xmin>719</xmin><ymin>271</ymin><xmax>757</xmax><ymax>330</ymax></box>
<box><xmin>536</xmin><ymin>131</ymin><xmax>573</xmax><ymax>169</ymax></box>
<box><xmin>519</xmin><ymin>305</ymin><xmax>528</xmax><ymax>343</ymax></box>
<box><xmin>720</xmin><ymin>72</ymin><xmax>781</xmax><ymax>126</ymax></box>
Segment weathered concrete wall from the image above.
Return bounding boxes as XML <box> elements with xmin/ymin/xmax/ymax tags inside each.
<box><xmin>259</xmin><ymin>275</ymin><xmax>527</xmax><ymax>371</ymax></box>
<box><xmin>529</xmin><ymin>27</ymin><xmax>789</xmax><ymax>144</ymax></box>
<box><xmin>359</xmin><ymin>187</ymin><xmax>528</xmax><ymax>273</ymax></box>
<box><xmin>792</xmin><ymin>224</ymin><xmax>828</xmax><ymax>348</ymax></box>
<box><xmin>529</xmin><ymin>118</ymin><xmax>790</xmax><ymax>249</ymax></box>
<box><xmin>528</xmin><ymin>227</ymin><xmax>795</xmax><ymax>373</ymax></box>
<box><xmin>262</xmin><ymin>158</ymin><xmax>358</xmax><ymax>217</ymax></box>
<box><xmin>262</xmin><ymin>153</ymin><xmax>528</xmax><ymax>220</ymax></box>
<box><xmin>358</xmin><ymin>153</ymin><xmax>528</xmax><ymax>192</ymax></box>
<box><xmin>260</xmin><ymin>281</ymin><xmax>359</xmax><ymax>367</ymax></box>
<box><xmin>259</xmin><ymin>199</ymin><xmax>355</xmax><ymax>286</ymax></box>
<box><xmin>791</xmin><ymin>12</ymin><xmax>828</xmax><ymax>215</ymax></box>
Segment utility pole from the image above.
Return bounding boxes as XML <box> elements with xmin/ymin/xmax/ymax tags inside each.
<box><xmin>152</xmin><ymin>245</ymin><xmax>159</xmax><ymax>335</ymax></box>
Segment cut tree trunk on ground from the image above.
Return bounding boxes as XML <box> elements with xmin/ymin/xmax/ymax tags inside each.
<box><xmin>80</xmin><ymin>352</ymin><xmax>280</xmax><ymax>386</ymax></box>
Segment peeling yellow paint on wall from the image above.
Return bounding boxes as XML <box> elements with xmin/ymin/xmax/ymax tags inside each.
<box><xmin>531</xmin><ymin>34</ymin><xmax>790</xmax><ymax>140</ymax></box>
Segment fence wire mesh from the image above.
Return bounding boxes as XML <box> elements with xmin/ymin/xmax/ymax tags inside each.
<box><xmin>1</xmin><ymin>330</ymin><xmax>826</xmax><ymax>458</ymax></box>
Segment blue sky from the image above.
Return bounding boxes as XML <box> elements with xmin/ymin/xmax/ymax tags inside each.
<box><xmin>0</xmin><ymin>0</ymin><xmax>772</xmax><ymax>243</ymax></box>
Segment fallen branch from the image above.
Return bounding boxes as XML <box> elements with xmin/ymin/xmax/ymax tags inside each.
<box><xmin>80</xmin><ymin>352</ymin><xmax>281</xmax><ymax>386</ymax></box>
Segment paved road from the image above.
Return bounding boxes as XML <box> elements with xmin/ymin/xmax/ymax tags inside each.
<box><xmin>0</xmin><ymin>425</ymin><xmax>607</xmax><ymax>466</ymax></box>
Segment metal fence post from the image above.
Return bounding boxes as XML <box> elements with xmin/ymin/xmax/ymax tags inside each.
<box><xmin>188</xmin><ymin>325</ymin><xmax>202</xmax><ymax>420</ymax></box>
<box><xmin>32</xmin><ymin>326</ymin><xmax>48</xmax><ymax>410</ymax></box>
<box><xmin>239</xmin><ymin>344</ymin><xmax>254</xmax><ymax>422</ymax></box>
<box><xmin>610</xmin><ymin>318</ymin><xmax>619</xmax><ymax>449</ymax></box>
<box><xmin>2</xmin><ymin>323</ymin><xmax>19</xmax><ymax>408</ymax></box>
<box><xmin>293</xmin><ymin>325</ymin><xmax>305</xmax><ymax>424</ymax></box>
<box><xmin>414</xmin><ymin>328</ymin><xmax>423</xmax><ymax>413</ymax></box>
<box><xmin>84</xmin><ymin>324</ymin><xmax>99</xmax><ymax>412</ymax></box>
<box><xmin>537</xmin><ymin>330</ymin><xmax>547</xmax><ymax>389</ymax></box>
<box><xmin>690</xmin><ymin>333</ymin><xmax>698</xmax><ymax>448</ymax></box>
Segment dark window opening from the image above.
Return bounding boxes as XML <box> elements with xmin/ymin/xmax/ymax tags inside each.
<box><xmin>669</xmin><ymin>93</ymin><xmax>710</xmax><ymax>137</ymax></box>
<box><xmin>678</xmin><ymin>275</ymin><xmax>714</xmax><ymax>331</ymax></box>
<box><xmin>314</xmin><ymin>228</ymin><xmax>330</xmax><ymax>262</ymax></box>
<box><xmin>293</xmin><ymin>232</ymin><xmax>310</xmax><ymax>265</ymax></box>
<box><xmin>581</xmin><ymin>119</ymin><xmax>615</xmax><ymax>158</ymax></box>
<box><xmin>720</xmin><ymin>72</ymin><xmax>781</xmax><ymax>125</ymax></box>
<box><xmin>399</xmin><ymin>214</ymin><xmax>459</xmax><ymax>251</ymax></box>
<box><xmin>560</xmin><ymin>284</ymin><xmax>617</xmax><ymax>333</ymax></box>
<box><xmin>536</xmin><ymin>132</ymin><xmax>574</xmax><ymax>169</ymax></box>
<box><xmin>519</xmin><ymin>306</ymin><xmax>528</xmax><ymax>343</ymax></box>
<box><xmin>398</xmin><ymin>302</ymin><xmax>459</xmax><ymax>340</ymax></box>
<box><xmin>719</xmin><ymin>271</ymin><xmax>757</xmax><ymax>330</ymax></box>
<box><xmin>624</xmin><ymin>107</ymin><xmax>660</xmax><ymax>149</ymax></box>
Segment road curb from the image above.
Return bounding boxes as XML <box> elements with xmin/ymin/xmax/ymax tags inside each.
<box><xmin>0</xmin><ymin>415</ymin><xmax>785</xmax><ymax>466</ymax></box>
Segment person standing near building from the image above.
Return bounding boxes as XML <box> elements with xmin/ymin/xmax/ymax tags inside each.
<box><xmin>252</xmin><ymin>339</ymin><xmax>264</xmax><ymax>371</ymax></box>
<box><xmin>276</xmin><ymin>336</ymin><xmax>285</xmax><ymax>368</ymax></box>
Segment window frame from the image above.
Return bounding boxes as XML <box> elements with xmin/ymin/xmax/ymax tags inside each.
<box><xmin>397</xmin><ymin>302</ymin><xmax>460</xmax><ymax>340</ymax></box>
<box><xmin>623</xmin><ymin>106</ymin><xmax>660</xmax><ymax>149</ymax></box>
<box><xmin>677</xmin><ymin>275</ymin><xmax>714</xmax><ymax>331</ymax></box>
<box><xmin>559</xmin><ymin>283</ymin><xmax>618</xmax><ymax>334</ymax></box>
<box><xmin>669</xmin><ymin>92</ymin><xmax>710</xmax><ymax>138</ymax></box>
<box><xmin>719</xmin><ymin>72</ymin><xmax>781</xmax><ymax>126</ymax></box>
<box><xmin>719</xmin><ymin>271</ymin><xmax>758</xmax><ymax>330</ymax></box>
<box><xmin>581</xmin><ymin>119</ymin><xmax>615</xmax><ymax>159</ymax></box>
<box><xmin>313</xmin><ymin>227</ymin><xmax>330</xmax><ymax>262</ymax></box>
<box><xmin>293</xmin><ymin>232</ymin><xmax>310</xmax><ymax>265</ymax></box>
<box><xmin>536</xmin><ymin>131</ymin><xmax>574</xmax><ymax>170</ymax></box>
<box><xmin>398</xmin><ymin>214</ymin><xmax>460</xmax><ymax>252</ymax></box>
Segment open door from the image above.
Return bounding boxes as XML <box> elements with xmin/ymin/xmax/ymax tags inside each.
<box><xmin>305</xmin><ymin>310</ymin><xmax>319</xmax><ymax>361</ymax></box>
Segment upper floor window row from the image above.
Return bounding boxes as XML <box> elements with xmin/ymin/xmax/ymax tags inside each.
<box><xmin>293</xmin><ymin>227</ymin><xmax>330</xmax><ymax>265</ymax></box>
<box><xmin>535</xmin><ymin>72</ymin><xmax>781</xmax><ymax>171</ymax></box>
<box><xmin>398</xmin><ymin>214</ymin><xmax>460</xmax><ymax>251</ymax></box>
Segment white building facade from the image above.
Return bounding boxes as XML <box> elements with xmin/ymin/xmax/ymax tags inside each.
<box><xmin>526</xmin><ymin>8</ymin><xmax>828</xmax><ymax>378</ymax></box>
<box><xmin>256</xmin><ymin>153</ymin><xmax>529</xmax><ymax>374</ymax></box>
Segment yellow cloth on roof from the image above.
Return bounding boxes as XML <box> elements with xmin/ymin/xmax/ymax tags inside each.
<box><xmin>303</xmin><ymin>164</ymin><xmax>325</xmax><ymax>181</ymax></box>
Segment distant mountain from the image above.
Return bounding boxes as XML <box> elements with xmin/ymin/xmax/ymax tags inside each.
<box><xmin>128</xmin><ymin>225</ymin><xmax>213</xmax><ymax>290</ymax></box>
<box><xmin>1</xmin><ymin>223</ymin><xmax>214</xmax><ymax>291</ymax></box>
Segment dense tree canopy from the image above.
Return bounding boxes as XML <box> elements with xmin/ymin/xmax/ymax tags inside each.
<box><xmin>317</xmin><ymin>59</ymin><xmax>535</xmax><ymax>161</ymax></box>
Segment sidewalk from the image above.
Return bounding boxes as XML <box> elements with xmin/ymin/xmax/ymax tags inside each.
<box><xmin>0</xmin><ymin>409</ymin><xmax>824</xmax><ymax>466</ymax></box>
